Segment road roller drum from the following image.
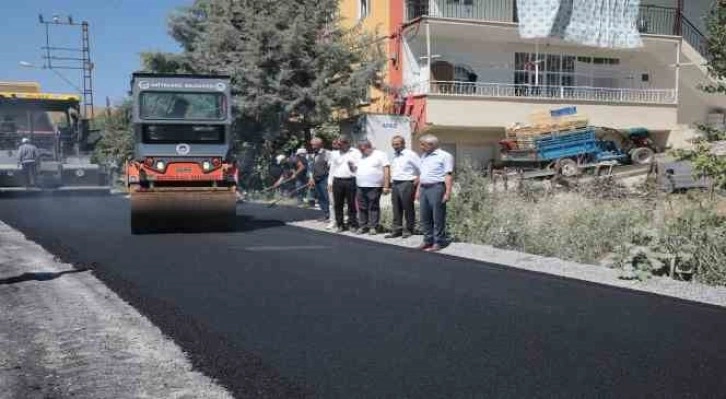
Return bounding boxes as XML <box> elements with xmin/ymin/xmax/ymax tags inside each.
<box><xmin>130</xmin><ymin>187</ymin><xmax>236</xmax><ymax>234</ymax></box>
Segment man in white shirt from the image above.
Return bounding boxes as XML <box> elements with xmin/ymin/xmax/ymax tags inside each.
<box><xmin>329</xmin><ymin>136</ymin><xmax>362</xmax><ymax>232</ymax></box>
<box><xmin>325</xmin><ymin>138</ymin><xmax>341</xmax><ymax>229</ymax></box>
<box><xmin>349</xmin><ymin>139</ymin><xmax>390</xmax><ymax>235</ymax></box>
<box><xmin>415</xmin><ymin>134</ymin><xmax>454</xmax><ymax>252</ymax></box>
<box><xmin>385</xmin><ymin>135</ymin><xmax>421</xmax><ymax>239</ymax></box>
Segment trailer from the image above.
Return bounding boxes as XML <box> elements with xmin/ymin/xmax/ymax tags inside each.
<box><xmin>495</xmin><ymin>126</ymin><xmax>657</xmax><ymax>178</ymax></box>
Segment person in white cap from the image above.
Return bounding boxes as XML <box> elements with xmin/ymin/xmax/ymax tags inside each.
<box><xmin>17</xmin><ymin>137</ymin><xmax>40</xmax><ymax>188</ymax></box>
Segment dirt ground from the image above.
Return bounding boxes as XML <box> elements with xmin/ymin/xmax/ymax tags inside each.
<box><xmin>0</xmin><ymin>221</ymin><xmax>234</xmax><ymax>399</ymax></box>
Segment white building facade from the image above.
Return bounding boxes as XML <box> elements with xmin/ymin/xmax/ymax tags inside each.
<box><xmin>396</xmin><ymin>0</ymin><xmax>725</xmax><ymax>167</ymax></box>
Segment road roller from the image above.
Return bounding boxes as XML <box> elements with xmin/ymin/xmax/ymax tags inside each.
<box><xmin>126</xmin><ymin>72</ymin><xmax>238</xmax><ymax>234</ymax></box>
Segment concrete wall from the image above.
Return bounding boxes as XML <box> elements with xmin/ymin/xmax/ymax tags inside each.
<box><xmin>426</xmin><ymin>128</ymin><xmax>503</xmax><ymax>168</ymax></box>
<box><xmin>425</xmin><ymin>96</ymin><xmax>678</xmax><ymax>130</ymax></box>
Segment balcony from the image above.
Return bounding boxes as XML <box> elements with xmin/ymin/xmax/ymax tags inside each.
<box><xmin>405</xmin><ymin>0</ymin><xmax>515</xmax><ymax>23</ymax></box>
<box><xmin>405</xmin><ymin>1</ymin><xmax>708</xmax><ymax>57</ymax></box>
<box><xmin>411</xmin><ymin>81</ymin><xmax>677</xmax><ymax>105</ymax></box>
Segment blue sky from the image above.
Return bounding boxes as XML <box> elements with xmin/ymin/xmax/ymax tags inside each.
<box><xmin>1</xmin><ymin>0</ymin><xmax>190</xmax><ymax>107</ymax></box>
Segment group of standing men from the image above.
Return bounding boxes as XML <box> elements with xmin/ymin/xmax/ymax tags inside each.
<box><xmin>306</xmin><ymin>134</ymin><xmax>453</xmax><ymax>252</ymax></box>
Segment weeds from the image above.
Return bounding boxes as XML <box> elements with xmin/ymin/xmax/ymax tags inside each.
<box><xmin>373</xmin><ymin>164</ymin><xmax>726</xmax><ymax>287</ymax></box>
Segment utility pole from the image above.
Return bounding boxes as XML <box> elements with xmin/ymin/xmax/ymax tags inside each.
<box><xmin>38</xmin><ymin>14</ymin><xmax>95</xmax><ymax>119</ymax></box>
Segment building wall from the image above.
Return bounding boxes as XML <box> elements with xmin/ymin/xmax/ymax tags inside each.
<box><xmin>426</xmin><ymin>128</ymin><xmax>503</xmax><ymax>168</ymax></box>
<box><xmin>425</xmin><ymin>97</ymin><xmax>678</xmax><ymax>130</ymax></box>
<box><xmin>339</xmin><ymin>0</ymin><xmax>396</xmax><ymax>112</ymax></box>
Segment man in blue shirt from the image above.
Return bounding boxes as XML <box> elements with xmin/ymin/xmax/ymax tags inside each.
<box><xmin>415</xmin><ymin>134</ymin><xmax>454</xmax><ymax>252</ymax></box>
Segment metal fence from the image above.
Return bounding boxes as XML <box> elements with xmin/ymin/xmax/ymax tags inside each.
<box><xmin>413</xmin><ymin>81</ymin><xmax>677</xmax><ymax>105</ymax></box>
<box><xmin>405</xmin><ymin>0</ymin><xmax>515</xmax><ymax>23</ymax></box>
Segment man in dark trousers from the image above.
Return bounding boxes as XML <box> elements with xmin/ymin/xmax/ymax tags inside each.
<box><xmin>308</xmin><ymin>137</ymin><xmax>331</xmax><ymax>222</ymax></box>
<box><xmin>415</xmin><ymin>134</ymin><xmax>454</xmax><ymax>252</ymax></box>
<box><xmin>17</xmin><ymin>138</ymin><xmax>40</xmax><ymax>188</ymax></box>
<box><xmin>348</xmin><ymin>139</ymin><xmax>391</xmax><ymax>235</ymax></box>
<box><xmin>385</xmin><ymin>135</ymin><xmax>421</xmax><ymax>239</ymax></box>
<box><xmin>329</xmin><ymin>136</ymin><xmax>361</xmax><ymax>232</ymax></box>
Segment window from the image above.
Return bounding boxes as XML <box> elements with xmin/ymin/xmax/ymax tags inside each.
<box><xmin>139</xmin><ymin>92</ymin><xmax>226</xmax><ymax>120</ymax></box>
<box><xmin>358</xmin><ymin>0</ymin><xmax>370</xmax><ymax>21</ymax></box>
<box><xmin>515</xmin><ymin>52</ymin><xmax>619</xmax><ymax>92</ymax></box>
<box><xmin>141</xmin><ymin>124</ymin><xmax>225</xmax><ymax>144</ymax></box>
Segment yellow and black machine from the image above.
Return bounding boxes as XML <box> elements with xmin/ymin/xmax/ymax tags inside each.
<box><xmin>126</xmin><ymin>72</ymin><xmax>238</xmax><ymax>234</ymax></box>
<box><xmin>0</xmin><ymin>81</ymin><xmax>108</xmax><ymax>190</ymax></box>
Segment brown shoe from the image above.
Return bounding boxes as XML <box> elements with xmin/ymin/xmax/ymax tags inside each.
<box><xmin>416</xmin><ymin>243</ymin><xmax>433</xmax><ymax>250</ymax></box>
<box><xmin>424</xmin><ymin>244</ymin><xmax>443</xmax><ymax>252</ymax></box>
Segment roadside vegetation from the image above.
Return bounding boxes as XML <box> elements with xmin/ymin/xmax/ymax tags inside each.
<box><xmin>376</xmin><ymin>165</ymin><xmax>726</xmax><ymax>287</ymax></box>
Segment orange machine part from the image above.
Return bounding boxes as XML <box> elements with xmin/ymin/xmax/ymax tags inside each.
<box><xmin>127</xmin><ymin>161</ymin><xmax>237</xmax><ymax>183</ymax></box>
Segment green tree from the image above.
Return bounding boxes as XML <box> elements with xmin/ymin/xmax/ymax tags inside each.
<box><xmin>92</xmin><ymin>100</ymin><xmax>133</xmax><ymax>168</ymax></box>
<box><xmin>140</xmin><ymin>0</ymin><xmax>385</xmax><ymax>146</ymax></box>
<box><xmin>673</xmin><ymin>2</ymin><xmax>726</xmax><ymax>190</ymax></box>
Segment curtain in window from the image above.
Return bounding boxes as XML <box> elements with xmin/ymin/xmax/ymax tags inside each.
<box><xmin>516</xmin><ymin>0</ymin><xmax>643</xmax><ymax>49</ymax></box>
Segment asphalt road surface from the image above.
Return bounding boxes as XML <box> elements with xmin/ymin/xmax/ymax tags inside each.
<box><xmin>2</xmin><ymin>194</ymin><xmax>726</xmax><ymax>398</ymax></box>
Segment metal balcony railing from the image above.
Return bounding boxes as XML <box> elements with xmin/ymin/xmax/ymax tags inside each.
<box><xmin>412</xmin><ymin>81</ymin><xmax>677</xmax><ymax>105</ymax></box>
<box><xmin>406</xmin><ymin>0</ymin><xmax>515</xmax><ymax>23</ymax></box>
<box><xmin>405</xmin><ymin>2</ymin><xmax>709</xmax><ymax>58</ymax></box>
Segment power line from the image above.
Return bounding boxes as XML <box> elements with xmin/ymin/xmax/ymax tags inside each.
<box><xmin>38</xmin><ymin>13</ymin><xmax>95</xmax><ymax>119</ymax></box>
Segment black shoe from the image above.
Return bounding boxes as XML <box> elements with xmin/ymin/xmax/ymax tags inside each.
<box><xmin>402</xmin><ymin>231</ymin><xmax>412</xmax><ymax>238</ymax></box>
<box><xmin>385</xmin><ymin>232</ymin><xmax>402</xmax><ymax>239</ymax></box>
<box><xmin>357</xmin><ymin>227</ymin><xmax>369</xmax><ymax>235</ymax></box>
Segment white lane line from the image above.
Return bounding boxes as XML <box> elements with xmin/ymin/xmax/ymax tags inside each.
<box><xmin>243</xmin><ymin>245</ymin><xmax>331</xmax><ymax>252</ymax></box>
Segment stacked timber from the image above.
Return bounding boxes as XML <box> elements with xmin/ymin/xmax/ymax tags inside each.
<box><xmin>505</xmin><ymin>106</ymin><xmax>589</xmax><ymax>140</ymax></box>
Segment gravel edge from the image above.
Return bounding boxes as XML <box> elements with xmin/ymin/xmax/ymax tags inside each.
<box><xmin>0</xmin><ymin>221</ymin><xmax>235</xmax><ymax>399</ymax></box>
<box><xmin>289</xmin><ymin>219</ymin><xmax>726</xmax><ymax>309</ymax></box>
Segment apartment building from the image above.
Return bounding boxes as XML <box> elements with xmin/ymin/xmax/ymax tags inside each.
<box><xmin>338</xmin><ymin>0</ymin><xmax>726</xmax><ymax>167</ymax></box>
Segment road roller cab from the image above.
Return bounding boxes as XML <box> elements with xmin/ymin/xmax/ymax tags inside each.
<box><xmin>127</xmin><ymin>72</ymin><xmax>238</xmax><ymax>234</ymax></box>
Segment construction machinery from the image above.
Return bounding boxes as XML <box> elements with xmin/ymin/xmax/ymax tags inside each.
<box><xmin>0</xmin><ymin>81</ymin><xmax>108</xmax><ymax>189</ymax></box>
<box><xmin>126</xmin><ymin>72</ymin><xmax>238</xmax><ymax>234</ymax></box>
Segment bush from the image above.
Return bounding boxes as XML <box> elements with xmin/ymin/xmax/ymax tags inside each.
<box><xmin>445</xmin><ymin>166</ymin><xmax>648</xmax><ymax>264</ymax></box>
<box><xmin>372</xmin><ymin>164</ymin><xmax>726</xmax><ymax>287</ymax></box>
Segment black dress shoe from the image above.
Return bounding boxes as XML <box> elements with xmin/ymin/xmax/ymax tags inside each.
<box><xmin>385</xmin><ymin>232</ymin><xmax>402</xmax><ymax>239</ymax></box>
<box><xmin>402</xmin><ymin>231</ymin><xmax>412</xmax><ymax>238</ymax></box>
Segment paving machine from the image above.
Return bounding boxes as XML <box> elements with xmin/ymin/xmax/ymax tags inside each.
<box><xmin>0</xmin><ymin>81</ymin><xmax>108</xmax><ymax>189</ymax></box>
<box><xmin>126</xmin><ymin>72</ymin><xmax>238</xmax><ymax>234</ymax></box>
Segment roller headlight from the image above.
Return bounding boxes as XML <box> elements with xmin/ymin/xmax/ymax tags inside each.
<box><xmin>155</xmin><ymin>161</ymin><xmax>165</xmax><ymax>170</ymax></box>
<box><xmin>202</xmin><ymin>161</ymin><xmax>212</xmax><ymax>171</ymax></box>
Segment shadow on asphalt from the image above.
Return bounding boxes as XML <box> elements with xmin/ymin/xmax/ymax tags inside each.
<box><xmin>130</xmin><ymin>214</ymin><xmax>286</xmax><ymax>235</ymax></box>
<box><xmin>0</xmin><ymin>268</ymin><xmax>91</xmax><ymax>285</ymax></box>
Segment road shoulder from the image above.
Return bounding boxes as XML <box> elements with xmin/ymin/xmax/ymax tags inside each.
<box><xmin>290</xmin><ymin>219</ymin><xmax>726</xmax><ymax>309</ymax></box>
<box><xmin>0</xmin><ymin>221</ymin><xmax>234</xmax><ymax>399</ymax></box>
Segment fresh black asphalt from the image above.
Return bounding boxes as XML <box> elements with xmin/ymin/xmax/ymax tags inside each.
<box><xmin>1</xmin><ymin>194</ymin><xmax>726</xmax><ymax>398</ymax></box>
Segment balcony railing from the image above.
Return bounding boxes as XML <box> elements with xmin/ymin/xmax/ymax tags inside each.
<box><xmin>412</xmin><ymin>81</ymin><xmax>677</xmax><ymax>105</ymax></box>
<box><xmin>406</xmin><ymin>0</ymin><xmax>515</xmax><ymax>23</ymax></box>
<box><xmin>405</xmin><ymin>2</ymin><xmax>709</xmax><ymax>58</ymax></box>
